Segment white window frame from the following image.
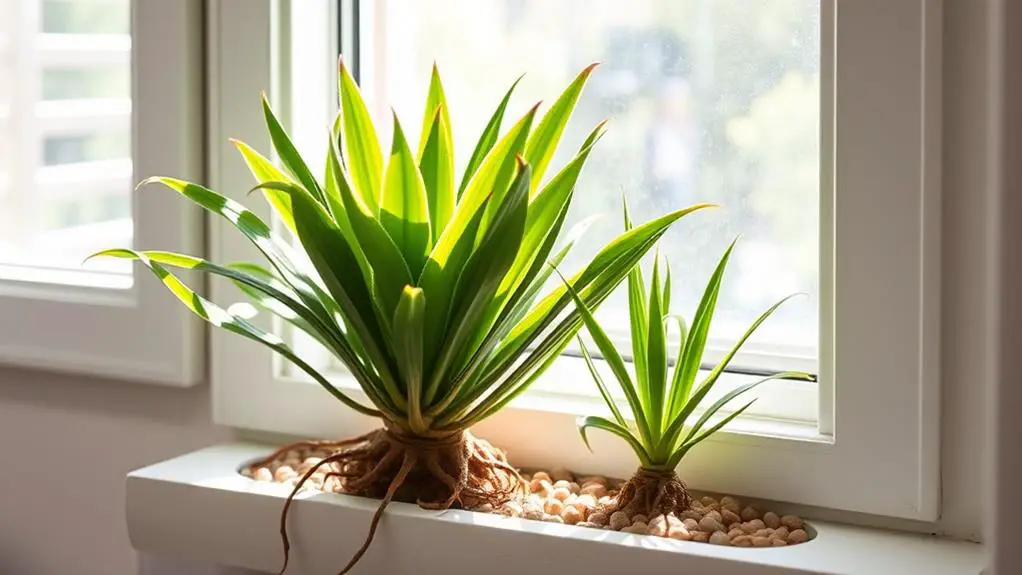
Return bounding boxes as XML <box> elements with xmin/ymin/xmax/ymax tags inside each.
<box><xmin>0</xmin><ymin>0</ymin><xmax>205</xmax><ymax>386</ymax></box>
<box><xmin>208</xmin><ymin>0</ymin><xmax>941</xmax><ymax>521</ymax></box>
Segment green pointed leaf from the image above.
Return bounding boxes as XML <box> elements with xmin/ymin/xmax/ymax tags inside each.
<box><xmin>459</xmin><ymin>74</ymin><xmax>522</xmax><ymax>198</ymax></box>
<box><xmin>578</xmin><ymin>337</ymin><xmax>626</xmax><ymax>427</ymax></box>
<box><xmin>255</xmin><ymin>179</ymin><xmax>411</xmax><ymax>328</ymax></box>
<box><xmin>418</xmin><ymin>106</ymin><xmax>538</xmax><ymax>375</ymax></box>
<box><xmin>623</xmin><ymin>198</ymin><xmax>650</xmax><ymax>398</ymax></box>
<box><xmin>667</xmin><ymin>401</ymin><xmax>756</xmax><ymax>469</ymax></box>
<box><xmin>645</xmin><ymin>254</ymin><xmax>668</xmax><ymax>435</ymax></box>
<box><xmin>557</xmin><ymin>268</ymin><xmax>653</xmax><ymax>450</ymax></box>
<box><xmin>91</xmin><ymin>249</ymin><xmax>380</xmax><ymax>418</ymax></box>
<box><xmin>393</xmin><ymin>286</ymin><xmax>428</xmax><ymax>433</ymax></box>
<box><xmin>679</xmin><ymin>371</ymin><xmax>812</xmax><ymax>456</ymax></box>
<box><xmin>417</xmin><ymin>63</ymin><xmax>452</xmax><ymax>159</ymax></box>
<box><xmin>419</xmin><ymin>106</ymin><xmax>455</xmax><ymax>244</ymax></box>
<box><xmin>577</xmin><ymin>416</ymin><xmax>652</xmax><ymax>468</ymax></box>
<box><xmin>523</xmin><ymin>63</ymin><xmax>597</xmax><ymax>193</ymax></box>
<box><xmin>339</xmin><ymin>58</ymin><xmax>383</xmax><ymax>212</ymax></box>
<box><xmin>493</xmin><ymin>204</ymin><xmax>715</xmax><ymax>372</ymax></box>
<box><xmin>666</xmin><ymin>238</ymin><xmax>737</xmax><ymax>420</ymax></box>
<box><xmin>232</xmin><ymin>139</ymin><xmax>297</xmax><ymax>234</ymax></box>
<box><xmin>425</xmin><ymin>159</ymin><xmax>530</xmax><ymax>406</ymax></box>
<box><xmin>285</xmin><ymin>180</ymin><xmax>405</xmax><ymax>410</ymax></box>
<box><xmin>382</xmin><ymin>112</ymin><xmax>432</xmax><ymax>276</ymax></box>
<box><xmin>261</xmin><ymin>95</ymin><xmax>326</xmax><ymax>206</ymax></box>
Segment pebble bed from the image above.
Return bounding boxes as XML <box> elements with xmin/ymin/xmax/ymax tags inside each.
<box><xmin>244</xmin><ymin>450</ymin><xmax>811</xmax><ymax>548</ymax></box>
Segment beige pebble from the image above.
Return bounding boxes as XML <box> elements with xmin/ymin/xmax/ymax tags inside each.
<box><xmin>721</xmin><ymin>496</ymin><xmax>741</xmax><ymax>509</ymax></box>
<box><xmin>575</xmin><ymin>494</ymin><xmax>597</xmax><ymax>510</ymax></box>
<box><xmin>253</xmin><ymin>467</ymin><xmax>273</xmax><ymax>482</ymax></box>
<box><xmin>699</xmin><ymin>516</ymin><xmax>724</xmax><ymax>533</ymax></box>
<box><xmin>700</xmin><ymin>496</ymin><xmax>719</xmax><ymax>510</ymax></box>
<box><xmin>721</xmin><ymin>508</ymin><xmax>742</xmax><ymax>526</ymax></box>
<box><xmin>553</xmin><ymin>479</ymin><xmax>571</xmax><ymax>489</ymax></box>
<box><xmin>323</xmin><ymin>476</ymin><xmax>341</xmax><ymax>492</ymax></box>
<box><xmin>553</xmin><ymin>487</ymin><xmax>572</xmax><ymax>501</ymax></box>
<box><xmin>773</xmin><ymin>527</ymin><xmax>790</xmax><ymax>540</ymax></box>
<box><xmin>551</xmin><ymin>468</ymin><xmax>573</xmax><ymax>482</ymax></box>
<box><xmin>741</xmin><ymin>506</ymin><xmax>761</xmax><ymax>521</ymax></box>
<box><xmin>544</xmin><ymin>514</ymin><xmax>565</xmax><ymax>524</ymax></box>
<box><xmin>581</xmin><ymin>484</ymin><xmax>608</xmax><ymax>498</ymax></box>
<box><xmin>709</xmin><ymin>531</ymin><xmax>731</xmax><ymax>545</ymax></box>
<box><xmin>705</xmin><ymin>509</ymin><xmax>723</xmax><ymax>523</ymax></box>
<box><xmin>728</xmin><ymin>527</ymin><xmax>744</xmax><ymax>539</ymax></box>
<box><xmin>501</xmin><ymin>501</ymin><xmax>523</xmax><ymax>516</ymax></box>
<box><xmin>752</xmin><ymin>536</ymin><xmax>772</xmax><ymax>547</ymax></box>
<box><xmin>562</xmin><ymin>506</ymin><xmax>583</xmax><ymax>525</ymax></box>
<box><xmin>692</xmin><ymin>531</ymin><xmax>710</xmax><ymax>543</ymax></box>
<box><xmin>577</xmin><ymin>521</ymin><xmax>598</xmax><ymax>528</ymax></box>
<box><xmin>474</xmin><ymin>503</ymin><xmax>494</xmax><ymax>513</ymax></box>
<box><xmin>532</xmin><ymin>471</ymin><xmax>551</xmax><ymax>482</ymax></box>
<box><xmin>526</xmin><ymin>493</ymin><xmax>544</xmax><ymax>506</ymax></box>
<box><xmin>609</xmin><ymin>510</ymin><xmax>631</xmax><ymax>531</ymax></box>
<box><xmin>631</xmin><ymin>514</ymin><xmax>649</xmax><ymax>525</ymax></box>
<box><xmin>274</xmin><ymin>465</ymin><xmax>296</xmax><ymax>482</ymax></box>
<box><xmin>536</xmin><ymin>479</ymin><xmax>554</xmax><ymax>498</ymax></box>
<box><xmin>748</xmin><ymin>519</ymin><xmax>766</xmax><ymax>532</ymax></box>
<box><xmin>520</xmin><ymin>472</ymin><xmax>532</xmax><ymax>482</ymax></box>
<box><xmin>568</xmin><ymin>481</ymin><xmax>580</xmax><ymax>492</ymax></box>
<box><xmin>630</xmin><ymin>521</ymin><xmax>648</xmax><ymax>533</ymax></box>
<box><xmin>755</xmin><ymin>528</ymin><xmax>774</xmax><ymax>538</ymax></box>
<box><xmin>781</xmin><ymin>515</ymin><xmax>805</xmax><ymax>530</ymax></box>
<box><xmin>732</xmin><ymin>535</ymin><xmax>752</xmax><ymax>547</ymax></box>
<box><xmin>680</xmin><ymin>509</ymin><xmax>703</xmax><ymax>521</ymax></box>
<box><xmin>598</xmin><ymin>496</ymin><xmax>616</xmax><ymax>509</ymax></box>
<box><xmin>740</xmin><ymin>522</ymin><xmax>758</xmax><ymax>534</ymax></box>
<box><xmin>544</xmin><ymin>498</ymin><xmax>565</xmax><ymax>515</ymax></box>
<box><xmin>772</xmin><ymin>538</ymin><xmax>788</xmax><ymax>547</ymax></box>
<box><xmin>589</xmin><ymin>511</ymin><xmax>608</xmax><ymax>526</ymax></box>
<box><xmin>788</xmin><ymin>529</ymin><xmax>809</xmax><ymax>544</ymax></box>
<box><xmin>669</xmin><ymin>526</ymin><xmax>692</xmax><ymax>541</ymax></box>
<box><xmin>524</xmin><ymin>509</ymin><xmax>545</xmax><ymax>521</ymax></box>
<box><xmin>763</xmin><ymin>511</ymin><xmax>781</xmax><ymax>529</ymax></box>
<box><xmin>647</xmin><ymin>516</ymin><xmax>669</xmax><ymax>536</ymax></box>
<box><xmin>682</xmin><ymin>518</ymin><xmax>700</xmax><ymax>532</ymax></box>
<box><xmin>299</xmin><ymin>456</ymin><xmax>322</xmax><ymax>471</ymax></box>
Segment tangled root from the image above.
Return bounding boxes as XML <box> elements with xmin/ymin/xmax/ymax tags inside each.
<box><xmin>610</xmin><ymin>468</ymin><xmax>692</xmax><ymax>524</ymax></box>
<box><xmin>264</xmin><ymin>427</ymin><xmax>524</xmax><ymax>575</ymax></box>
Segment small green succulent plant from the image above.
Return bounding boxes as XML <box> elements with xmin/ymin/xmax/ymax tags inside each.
<box><xmin>563</xmin><ymin>204</ymin><xmax>814</xmax><ymax>519</ymax></box>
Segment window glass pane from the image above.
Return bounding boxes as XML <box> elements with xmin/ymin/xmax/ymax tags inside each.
<box><xmin>365</xmin><ymin>0</ymin><xmax>820</xmax><ymax>371</ymax></box>
<box><xmin>0</xmin><ymin>0</ymin><xmax>132</xmax><ymax>282</ymax></box>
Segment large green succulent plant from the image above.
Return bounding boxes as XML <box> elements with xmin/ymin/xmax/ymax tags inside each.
<box><xmin>91</xmin><ymin>63</ymin><xmax>711</xmax><ymax>438</ymax></box>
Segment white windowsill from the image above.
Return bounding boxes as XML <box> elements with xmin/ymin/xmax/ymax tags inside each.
<box><xmin>126</xmin><ymin>444</ymin><xmax>984</xmax><ymax>575</ymax></box>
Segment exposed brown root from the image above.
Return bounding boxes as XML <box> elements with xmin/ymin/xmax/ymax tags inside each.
<box><xmin>261</xmin><ymin>427</ymin><xmax>525</xmax><ymax>574</ymax></box>
<box><xmin>610</xmin><ymin>468</ymin><xmax>692</xmax><ymax>522</ymax></box>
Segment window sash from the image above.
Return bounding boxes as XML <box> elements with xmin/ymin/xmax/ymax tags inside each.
<box><xmin>209</xmin><ymin>0</ymin><xmax>941</xmax><ymax>520</ymax></box>
<box><xmin>0</xmin><ymin>0</ymin><xmax>204</xmax><ymax>386</ymax></box>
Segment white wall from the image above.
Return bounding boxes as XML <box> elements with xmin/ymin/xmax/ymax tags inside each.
<box><xmin>0</xmin><ymin>368</ymin><xmax>230</xmax><ymax>575</ymax></box>
<box><xmin>0</xmin><ymin>0</ymin><xmax>1013</xmax><ymax>573</ymax></box>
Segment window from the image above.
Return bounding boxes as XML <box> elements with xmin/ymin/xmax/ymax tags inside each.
<box><xmin>1</xmin><ymin>0</ymin><xmax>132</xmax><ymax>281</ymax></box>
<box><xmin>211</xmin><ymin>0</ymin><xmax>940</xmax><ymax>521</ymax></box>
<box><xmin>0</xmin><ymin>0</ymin><xmax>203</xmax><ymax>385</ymax></box>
